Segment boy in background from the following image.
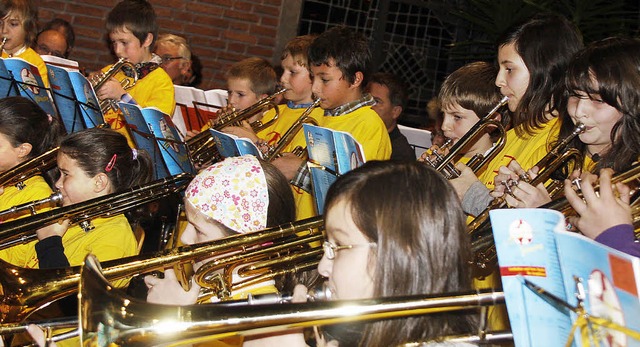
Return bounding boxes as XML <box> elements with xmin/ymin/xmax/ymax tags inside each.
<box><xmin>273</xmin><ymin>26</ymin><xmax>391</xmax><ymax>207</ymax></box>
<box><xmin>224</xmin><ymin>35</ymin><xmax>324</xmax><ymax>220</ymax></box>
<box><xmin>94</xmin><ymin>0</ymin><xmax>175</xmax><ymax>147</ymax></box>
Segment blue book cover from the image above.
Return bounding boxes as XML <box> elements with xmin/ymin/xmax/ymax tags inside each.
<box><xmin>47</xmin><ymin>63</ymin><xmax>84</xmax><ymax>133</ymax></box>
<box><xmin>2</xmin><ymin>57</ymin><xmax>57</xmax><ymax>117</ymax></box>
<box><xmin>303</xmin><ymin>124</ymin><xmax>365</xmax><ymax>214</ymax></box>
<box><xmin>490</xmin><ymin>208</ymin><xmax>640</xmax><ymax>347</ymax></box>
<box><xmin>0</xmin><ymin>59</ymin><xmax>18</xmax><ymax>98</ymax></box>
<box><xmin>67</xmin><ymin>71</ymin><xmax>103</xmax><ymax>129</ymax></box>
<box><xmin>119</xmin><ymin>103</ymin><xmax>195</xmax><ymax>179</ymax></box>
<box><xmin>208</xmin><ymin>129</ymin><xmax>261</xmax><ymax>159</ymax></box>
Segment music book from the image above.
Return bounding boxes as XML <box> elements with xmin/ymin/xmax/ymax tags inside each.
<box><xmin>0</xmin><ymin>57</ymin><xmax>57</xmax><ymax>117</ymax></box>
<box><xmin>490</xmin><ymin>208</ymin><xmax>640</xmax><ymax>347</ymax></box>
<box><xmin>118</xmin><ymin>102</ymin><xmax>195</xmax><ymax>179</ymax></box>
<box><xmin>303</xmin><ymin>124</ymin><xmax>365</xmax><ymax>214</ymax></box>
<box><xmin>43</xmin><ymin>55</ymin><xmax>104</xmax><ymax>133</ymax></box>
<box><xmin>208</xmin><ymin>129</ymin><xmax>261</xmax><ymax>159</ymax></box>
<box><xmin>172</xmin><ymin>85</ymin><xmax>227</xmax><ymax>137</ymax></box>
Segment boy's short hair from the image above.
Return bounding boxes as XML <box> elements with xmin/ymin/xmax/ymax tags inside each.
<box><xmin>226</xmin><ymin>57</ymin><xmax>277</xmax><ymax>96</ymax></box>
<box><xmin>439</xmin><ymin>61</ymin><xmax>503</xmax><ymax>119</ymax></box>
<box><xmin>106</xmin><ymin>0</ymin><xmax>158</xmax><ymax>48</ymax></box>
<box><xmin>308</xmin><ymin>26</ymin><xmax>372</xmax><ymax>89</ymax></box>
<box><xmin>3</xmin><ymin>0</ymin><xmax>38</xmax><ymax>45</ymax></box>
<box><xmin>369</xmin><ymin>72</ymin><xmax>408</xmax><ymax>109</ymax></box>
<box><xmin>281</xmin><ymin>34</ymin><xmax>316</xmax><ymax>70</ymax></box>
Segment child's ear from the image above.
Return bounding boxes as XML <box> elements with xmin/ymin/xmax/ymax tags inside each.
<box><xmin>351</xmin><ymin>71</ymin><xmax>364</xmax><ymax>88</ymax></box>
<box><xmin>17</xmin><ymin>143</ymin><xmax>32</xmax><ymax>161</ymax></box>
<box><xmin>142</xmin><ymin>33</ymin><xmax>154</xmax><ymax>48</ymax></box>
<box><xmin>92</xmin><ymin>173</ymin><xmax>111</xmax><ymax>194</ymax></box>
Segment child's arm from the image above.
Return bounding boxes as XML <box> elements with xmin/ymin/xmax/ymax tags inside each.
<box><xmin>35</xmin><ymin>220</ymin><xmax>72</xmax><ymax>268</ymax></box>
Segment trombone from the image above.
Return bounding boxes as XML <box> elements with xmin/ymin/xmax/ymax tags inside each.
<box><xmin>187</xmin><ymin>88</ymin><xmax>287</xmax><ymax>166</ymax></box>
<box><xmin>78</xmin><ymin>254</ymin><xmax>510</xmax><ymax>346</ymax></box>
<box><xmin>0</xmin><ymin>173</ymin><xmax>192</xmax><ymax>250</ymax></box>
<box><xmin>0</xmin><ymin>216</ymin><xmax>323</xmax><ymax>324</ymax></box>
<box><xmin>468</xmin><ymin>122</ymin><xmax>587</xmax><ymax>277</ymax></box>
<box><xmin>424</xmin><ymin>96</ymin><xmax>508</xmax><ymax>179</ymax></box>
<box><xmin>0</xmin><ymin>192</ymin><xmax>62</xmax><ymax>219</ymax></box>
<box><xmin>0</xmin><ymin>147</ymin><xmax>58</xmax><ymax>191</ymax></box>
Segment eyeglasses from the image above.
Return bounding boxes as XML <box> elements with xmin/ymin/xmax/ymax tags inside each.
<box><xmin>160</xmin><ymin>55</ymin><xmax>185</xmax><ymax>64</ymax></box>
<box><xmin>322</xmin><ymin>240</ymin><xmax>375</xmax><ymax>260</ymax></box>
<box><xmin>36</xmin><ymin>43</ymin><xmax>65</xmax><ymax>58</ymax></box>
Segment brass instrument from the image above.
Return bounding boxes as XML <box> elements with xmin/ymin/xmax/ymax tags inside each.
<box><xmin>424</xmin><ymin>96</ymin><xmax>508</xmax><ymax>179</ymax></box>
<box><xmin>0</xmin><ymin>37</ymin><xmax>6</xmax><ymax>53</ymax></box>
<box><xmin>263</xmin><ymin>98</ymin><xmax>321</xmax><ymax>161</ymax></box>
<box><xmin>0</xmin><ymin>173</ymin><xmax>192</xmax><ymax>251</ymax></box>
<box><xmin>0</xmin><ymin>147</ymin><xmax>58</xmax><ymax>190</ymax></box>
<box><xmin>0</xmin><ymin>192</ymin><xmax>61</xmax><ymax>219</ymax></box>
<box><xmin>0</xmin><ymin>216</ymin><xmax>322</xmax><ymax>324</ymax></box>
<box><xmin>89</xmin><ymin>57</ymin><xmax>138</xmax><ymax>114</ymax></box>
<box><xmin>78</xmin><ymin>254</ymin><xmax>510</xmax><ymax>346</ymax></box>
<box><xmin>187</xmin><ymin>88</ymin><xmax>287</xmax><ymax>166</ymax></box>
<box><xmin>469</xmin><ymin>123</ymin><xmax>587</xmax><ymax>277</ymax></box>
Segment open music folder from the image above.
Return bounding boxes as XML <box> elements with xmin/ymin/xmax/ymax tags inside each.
<box><xmin>490</xmin><ymin>208</ymin><xmax>640</xmax><ymax>347</ymax></box>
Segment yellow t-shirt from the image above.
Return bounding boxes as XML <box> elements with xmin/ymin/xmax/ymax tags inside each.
<box><xmin>102</xmin><ymin>65</ymin><xmax>176</xmax><ymax>147</ymax></box>
<box><xmin>477</xmin><ymin>118</ymin><xmax>560</xmax><ymax>190</ymax></box>
<box><xmin>0</xmin><ymin>176</ymin><xmax>54</xmax><ymax>266</ymax></box>
<box><xmin>2</xmin><ymin>47</ymin><xmax>49</xmax><ymax>87</ymax></box>
<box><xmin>259</xmin><ymin>104</ymin><xmax>325</xmax><ymax>221</ymax></box>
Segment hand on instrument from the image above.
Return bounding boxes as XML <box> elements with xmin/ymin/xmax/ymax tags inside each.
<box><xmin>564</xmin><ymin>168</ymin><xmax>632</xmax><ymax>239</ymax></box>
<box><xmin>36</xmin><ymin>219</ymin><xmax>70</xmax><ymax>240</ymax></box>
<box><xmin>26</xmin><ymin>324</ymin><xmax>58</xmax><ymax>347</ymax></box>
<box><xmin>448</xmin><ymin>162</ymin><xmax>480</xmax><ymax>200</ymax></box>
<box><xmin>271</xmin><ymin>153</ymin><xmax>304</xmax><ymax>181</ymax></box>
<box><xmin>145</xmin><ymin>268</ymin><xmax>200</xmax><ymax>305</ymax></box>
<box><xmin>95</xmin><ymin>77</ymin><xmax>127</xmax><ymax>101</ymax></box>
<box><xmin>491</xmin><ymin>161</ymin><xmax>551</xmax><ymax>208</ymax></box>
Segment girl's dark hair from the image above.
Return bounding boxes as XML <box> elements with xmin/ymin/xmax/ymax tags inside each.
<box><xmin>324</xmin><ymin>161</ymin><xmax>476</xmax><ymax>346</ymax></box>
<box><xmin>260</xmin><ymin>160</ymin><xmax>296</xmax><ymax>227</ymax></box>
<box><xmin>498</xmin><ymin>13</ymin><xmax>583</xmax><ymax>137</ymax></box>
<box><xmin>60</xmin><ymin>128</ymin><xmax>153</xmax><ymax>191</ymax></box>
<box><xmin>560</xmin><ymin>37</ymin><xmax>640</xmax><ymax>173</ymax></box>
<box><xmin>0</xmin><ymin>96</ymin><xmax>62</xmax><ymax>159</ymax></box>
<box><xmin>106</xmin><ymin>0</ymin><xmax>158</xmax><ymax>48</ymax></box>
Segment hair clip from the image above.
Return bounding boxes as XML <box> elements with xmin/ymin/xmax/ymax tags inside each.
<box><xmin>105</xmin><ymin>154</ymin><xmax>117</xmax><ymax>172</ymax></box>
<box><xmin>131</xmin><ymin>148</ymin><xmax>138</xmax><ymax>160</ymax></box>
<box><xmin>47</xmin><ymin>114</ymin><xmax>53</xmax><ymax>123</ymax></box>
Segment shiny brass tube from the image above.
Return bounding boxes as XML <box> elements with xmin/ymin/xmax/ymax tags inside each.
<box><xmin>0</xmin><ymin>147</ymin><xmax>58</xmax><ymax>191</ymax></box>
<box><xmin>79</xmin><ymin>254</ymin><xmax>506</xmax><ymax>347</ymax></box>
<box><xmin>263</xmin><ymin>98</ymin><xmax>321</xmax><ymax>161</ymax></box>
<box><xmin>0</xmin><ymin>192</ymin><xmax>62</xmax><ymax>220</ymax></box>
<box><xmin>0</xmin><ymin>216</ymin><xmax>323</xmax><ymax>324</ymax></box>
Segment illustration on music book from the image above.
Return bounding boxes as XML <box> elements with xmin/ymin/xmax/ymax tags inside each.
<box><xmin>43</xmin><ymin>55</ymin><xmax>104</xmax><ymax>133</ymax></box>
<box><xmin>207</xmin><ymin>128</ymin><xmax>261</xmax><ymax>159</ymax></box>
<box><xmin>119</xmin><ymin>103</ymin><xmax>195</xmax><ymax>179</ymax></box>
<box><xmin>303</xmin><ymin>124</ymin><xmax>365</xmax><ymax>214</ymax></box>
<box><xmin>490</xmin><ymin>208</ymin><xmax>640</xmax><ymax>347</ymax></box>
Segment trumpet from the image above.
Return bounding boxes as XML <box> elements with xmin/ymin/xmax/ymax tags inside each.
<box><xmin>468</xmin><ymin>122</ymin><xmax>587</xmax><ymax>277</ymax></box>
<box><xmin>0</xmin><ymin>37</ymin><xmax>6</xmax><ymax>52</ymax></box>
<box><xmin>0</xmin><ymin>216</ymin><xmax>322</xmax><ymax>324</ymax></box>
<box><xmin>424</xmin><ymin>96</ymin><xmax>508</xmax><ymax>179</ymax></box>
<box><xmin>263</xmin><ymin>98</ymin><xmax>321</xmax><ymax>161</ymax></box>
<box><xmin>0</xmin><ymin>173</ymin><xmax>192</xmax><ymax>251</ymax></box>
<box><xmin>0</xmin><ymin>147</ymin><xmax>58</xmax><ymax>190</ymax></box>
<box><xmin>89</xmin><ymin>57</ymin><xmax>138</xmax><ymax>114</ymax></box>
<box><xmin>78</xmin><ymin>254</ymin><xmax>510</xmax><ymax>346</ymax></box>
<box><xmin>187</xmin><ymin>88</ymin><xmax>287</xmax><ymax>166</ymax></box>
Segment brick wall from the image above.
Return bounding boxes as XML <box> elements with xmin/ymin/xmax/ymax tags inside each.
<box><xmin>36</xmin><ymin>0</ymin><xmax>294</xmax><ymax>90</ymax></box>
